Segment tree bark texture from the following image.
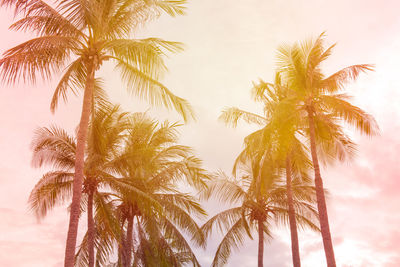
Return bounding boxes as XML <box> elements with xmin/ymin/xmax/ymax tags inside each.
<box><xmin>258</xmin><ymin>219</ymin><xmax>264</xmax><ymax>267</ymax></box>
<box><xmin>64</xmin><ymin>61</ymin><xmax>95</xmax><ymax>267</ymax></box>
<box><xmin>124</xmin><ymin>216</ymin><xmax>134</xmax><ymax>267</ymax></box>
<box><xmin>87</xmin><ymin>189</ymin><xmax>95</xmax><ymax>267</ymax></box>
<box><xmin>308</xmin><ymin>111</ymin><xmax>336</xmax><ymax>267</ymax></box>
<box><xmin>286</xmin><ymin>156</ymin><xmax>301</xmax><ymax>267</ymax></box>
<box><xmin>119</xmin><ymin>218</ymin><xmax>127</xmax><ymax>267</ymax></box>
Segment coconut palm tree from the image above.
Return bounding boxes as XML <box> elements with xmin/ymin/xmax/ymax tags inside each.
<box><xmin>72</xmin><ymin>112</ymin><xmax>208</xmax><ymax>267</ymax></box>
<box><xmin>29</xmin><ymin>103</ymin><xmax>134</xmax><ymax>267</ymax></box>
<box><xmin>239</xmin><ymin>127</ymin><xmax>312</xmax><ymax>267</ymax></box>
<box><xmin>1</xmin><ymin>1</ymin><xmax>192</xmax><ymax>265</ymax></box>
<box><xmin>201</xmin><ymin>154</ymin><xmax>319</xmax><ymax>267</ymax></box>
<box><xmin>108</xmin><ymin>113</ymin><xmax>208</xmax><ymax>266</ymax></box>
<box><xmin>275</xmin><ymin>33</ymin><xmax>379</xmax><ymax>266</ymax></box>
<box><xmin>220</xmin><ymin>73</ymin><xmax>314</xmax><ymax>267</ymax></box>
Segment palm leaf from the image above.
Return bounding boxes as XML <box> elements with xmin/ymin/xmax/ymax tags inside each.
<box><xmin>319</xmin><ymin>64</ymin><xmax>374</xmax><ymax>93</ymax></box>
<box><xmin>318</xmin><ymin>94</ymin><xmax>379</xmax><ymax>135</ymax></box>
<box><xmin>220</xmin><ymin>107</ymin><xmax>267</xmax><ymax>127</ymax></box>
<box><xmin>0</xmin><ymin>36</ymin><xmax>78</xmax><ymax>83</ymax></box>
<box><xmin>28</xmin><ymin>171</ymin><xmax>74</xmax><ymax>219</ymax></box>
<box><xmin>211</xmin><ymin>218</ymin><xmax>248</xmax><ymax>267</ymax></box>
<box><xmin>31</xmin><ymin>126</ymin><xmax>76</xmax><ymax>170</ymax></box>
<box><xmin>116</xmin><ymin>58</ymin><xmax>195</xmax><ymax>122</ymax></box>
<box><xmin>8</xmin><ymin>0</ymin><xmax>83</xmax><ymax>37</ymax></box>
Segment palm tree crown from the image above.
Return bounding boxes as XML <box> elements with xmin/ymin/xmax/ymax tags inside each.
<box><xmin>201</xmin><ymin>156</ymin><xmax>319</xmax><ymax>267</ymax></box>
<box><xmin>0</xmin><ymin>0</ymin><xmax>193</xmax><ymax>119</ymax></box>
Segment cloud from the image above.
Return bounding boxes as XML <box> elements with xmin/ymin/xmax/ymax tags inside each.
<box><xmin>299</xmin><ymin>116</ymin><xmax>400</xmax><ymax>267</ymax></box>
<box><xmin>0</xmin><ymin>207</ymin><xmax>67</xmax><ymax>267</ymax></box>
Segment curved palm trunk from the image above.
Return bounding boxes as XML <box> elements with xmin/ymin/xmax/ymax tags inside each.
<box><xmin>87</xmin><ymin>189</ymin><xmax>95</xmax><ymax>267</ymax></box>
<box><xmin>286</xmin><ymin>156</ymin><xmax>301</xmax><ymax>267</ymax></box>
<box><xmin>125</xmin><ymin>215</ymin><xmax>134</xmax><ymax>267</ymax></box>
<box><xmin>307</xmin><ymin>111</ymin><xmax>336</xmax><ymax>267</ymax></box>
<box><xmin>64</xmin><ymin>61</ymin><xmax>95</xmax><ymax>267</ymax></box>
<box><xmin>258</xmin><ymin>219</ymin><xmax>264</xmax><ymax>267</ymax></box>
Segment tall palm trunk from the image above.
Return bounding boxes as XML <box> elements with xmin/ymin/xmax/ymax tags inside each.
<box><xmin>119</xmin><ymin>218</ymin><xmax>127</xmax><ymax>267</ymax></box>
<box><xmin>125</xmin><ymin>215</ymin><xmax>134</xmax><ymax>267</ymax></box>
<box><xmin>64</xmin><ymin>61</ymin><xmax>95</xmax><ymax>267</ymax></box>
<box><xmin>87</xmin><ymin>189</ymin><xmax>95</xmax><ymax>267</ymax></box>
<box><xmin>307</xmin><ymin>110</ymin><xmax>336</xmax><ymax>267</ymax></box>
<box><xmin>286</xmin><ymin>156</ymin><xmax>301</xmax><ymax>267</ymax></box>
<box><xmin>258</xmin><ymin>219</ymin><xmax>264</xmax><ymax>267</ymax></box>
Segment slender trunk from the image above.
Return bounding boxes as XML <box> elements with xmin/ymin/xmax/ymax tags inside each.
<box><xmin>119</xmin><ymin>218</ymin><xmax>127</xmax><ymax>267</ymax></box>
<box><xmin>286</xmin><ymin>156</ymin><xmax>301</xmax><ymax>267</ymax></box>
<box><xmin>125</xmin><ymin>215</ymin><xmax>134</xmax><ymax>267</ymax></box>
<box><xmin>64</xmin><ymin>61</ymin><xmax>95</xmax><ymax>267</ymax></box>
<box><xmin>118</xmin><ymin>245</ymin><xmax>123</xmax><ymax>267</ymax></box>
<box><xmin>257</xmin><ymin>149</ymin><xmax>270</xmax><ymax>196</ymax></box>
<box><xmin>87</xmin><ymin>189</ymin><xmax>95</xmax><ymax>267</ymax></box>
<box><xmin>258</xmin><ymin>219</ymin><xmax>264</xmax><ymax>267</ymax></box>
<box><xmin>307</xmin><ymin>111</ymin><xmax>336</xmax><ymax>267</ymax></box>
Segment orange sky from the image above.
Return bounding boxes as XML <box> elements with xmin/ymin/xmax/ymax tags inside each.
<box><xmin>1</xmin><ymin>1</ymin><xmax>400</xmax><ymax>266</ymax></box>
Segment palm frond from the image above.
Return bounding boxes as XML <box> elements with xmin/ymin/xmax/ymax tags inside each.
<box><xmin>318</xmin><ymin>94</ymin><xmax>379</xmax><ymax>136</ymax></box>
<box><xmin>211</xmin><ymin>218</ymin><xmax>248</xmax><ymax>267</ymax></box>
<box><xmin>155</xmin><ymin>193</ymin><xmax>207</xmax><ymax>218</ymax></box>
<box><xmin>151</xmin><ymin>0</ymin><xmax>187</xmax><ymax>17</ymax></box>
<box><xmin>149</xmin><ymin>121</ymin><xmax>181</xmax><ymax>147</ymax></box>
<box><xmin>116</xmin><ymin>58</ymin><xmax>195</xmax><ymax>122</ymax></box>
<box><xmin>319</xmin><ymin>64</ymin><xmax>374</xmax><ymax>93</ymax></box>
<box><xmin>104</xmin><ymin>0</ymin><xmax>151</xmax><ymax>38</ymax></box>
<box><xmin>102</xmin><ymin>177</ymin><xmax>163</xmax><ymax>216</ymax></box>
<box><xmin>106</xmin><ymin>38</ymin><xmax>168</xmax><ymax>78</ymax></box>
<box><xmin>157</xmin><ymin>217</ymin><xmax>202</xmax><ymax>266</ymax></box>
<box><xmin>31</xmin><ymin>126</ymin><xmax>76</xmax><ymax>170</ymax></box>
<box><xmin>28</xmin><ymin>171</ymin><xmax>74</xmax><ymax>219</ymax></box>
<box><xmin>201</xmin><ymin>207</ymin><xmax>245</xmax><ymax>239</ymax></box>
<box><xmin>0</xmin><ymin>36</ymin><xmax>78</xmax><ymax>84</ymax></box>
<box><xmin>56</xmin><ymin>0</ymin><xmax>88</xmax><ymax>29</ymax></box>
<box><xmin>201</xmin><ymin>176</ymin><xmax>247</xmax><ymax>204</ymax></box>
<box><xmin>219</xmin><ymin>107</ymin><xmax>266</xmax><ymax>127</ymax></box>
<box><xmin>50</xmin><ymin>57</ymin><xmax>86</xmax><ymax>112</ymax></box>
<box><xmin>157</xmin><ymin>196</ymin><xmax>206</xmax><ymax>247</ymax></box>
<box><xmin>8</xmin><ymin>0</ymin><xmax>84</xmax><ymax>37</ymax></box>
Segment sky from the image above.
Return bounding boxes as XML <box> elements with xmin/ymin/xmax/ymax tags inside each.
<box><xmin>1</xmin><ymin>0</ymin><xmax>400</xmax><ymax>266</ymax></box>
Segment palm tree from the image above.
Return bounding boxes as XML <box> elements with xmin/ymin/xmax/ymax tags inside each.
<box><xmin>29</xmin><ymin>103</ymin><xmax>132</xmax><ymax>267</ymax></box>
<box><xmin>77</xmin><ymin>103</ymin><xmax>144</xmax><ymax>267</ymax></box>
<box><xmin>201</xmin><ymin>156</ymin><xmax>319</xmax><ymax>267</ymax></box>
<box><xmin>243</xmin><ymin>129</ymin><xmax>312</xmax><ymax>267</ymax></box>
<box><xmin>1</xmin><ymin>1</ymin><xmax>192</xmax><ymax>265</ymax></box>
<box><xmin>275</xmin><ymin>33</ymin><xmax>379</xmax><ymax>266</ymax></box>
<box><xmin>109</xmin><ymin>113</ymin><xmax>209</xmax><ymax>266</ymax></box>
<box><xmin>220</xmin><ymin>73</ymin><xmax>314</xmax><ymax>267</ymax></box>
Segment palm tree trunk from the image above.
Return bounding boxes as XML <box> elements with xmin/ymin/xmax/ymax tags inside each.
<box><xmin>87</xmin><ymin>189</ymin><xmax>95</xmax><ymax>267</ymax></box>
<box><xmin>286</xmin><ymin>156</ymin><xmax>301</xmax><ymax>267</ymax></box>
<box><xmin>125</xmin><ymin>215</ymin><xmax>134</xmax><ymax>267</ymax></box>
<box><xmin>307</xmin><ymin>111</ymin><xmax>336</xmax><ymax>267</ymax></box>
<box><xmin>119</xmin><ymin>218</ymin><xmax>127</xmax><ymax>267</ymax></box>
<box><xmin>118</xmin><ymin>245</ymin><xmax>123</xmax><ymax>267</ymax></box>
<box><xmin>64</xmin><ymin>61</ymin><xmax>95</xmax><ymax>267</ymax></box>
<box><xmin>258</xmin><ymin>219</ymin><xmax>264</xmax><ymax>267</ymax></box>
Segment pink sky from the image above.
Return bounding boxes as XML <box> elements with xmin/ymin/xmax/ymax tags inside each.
<box><xmin>1</xmin><ymin>0</ymin><xmax>400</xmax><ymax>266</ymax></box>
